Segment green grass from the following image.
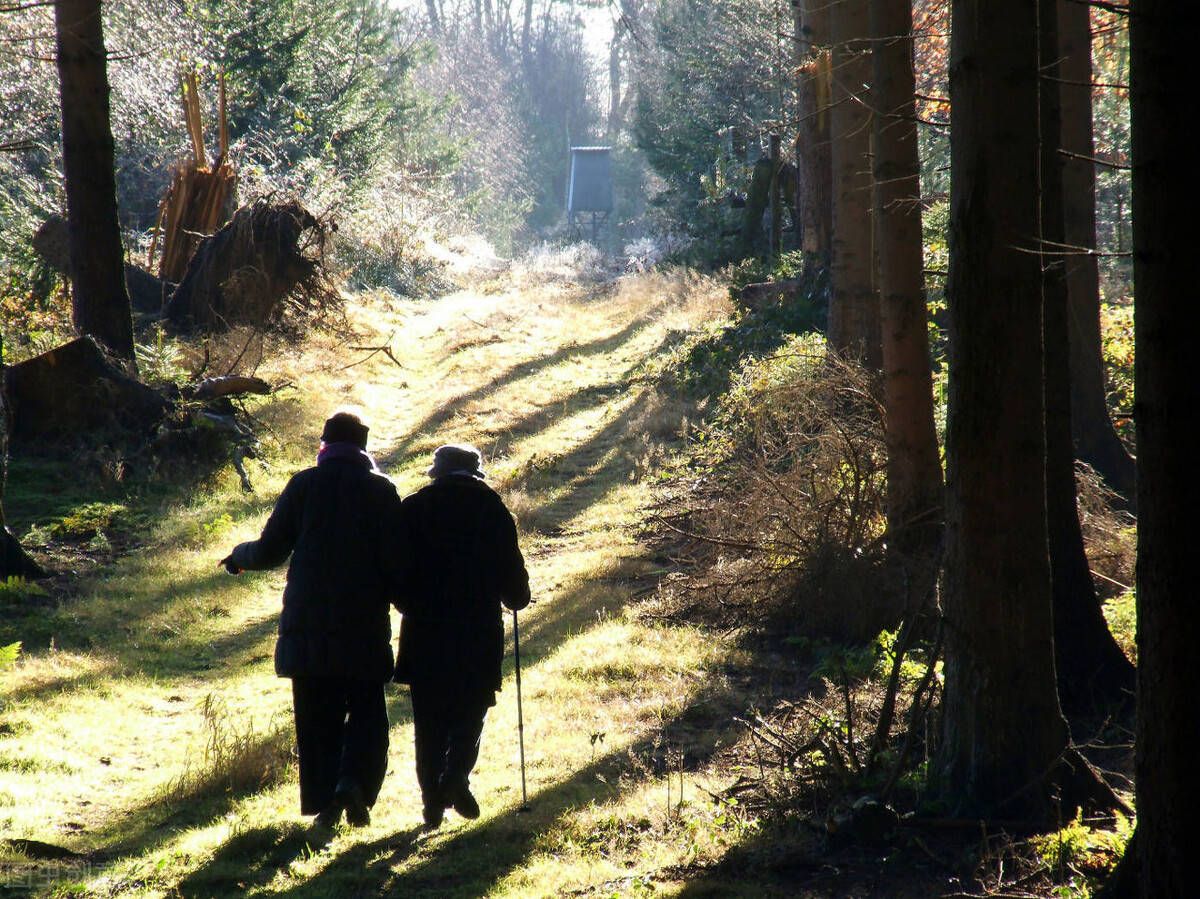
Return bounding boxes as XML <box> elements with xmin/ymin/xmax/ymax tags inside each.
<box><xmin>1027</xmin><ymin>812</ymin><xmax>1134</xmax><ymax>898</ymax></box>
<box><xmin>0</xmin><ymin>267</ymin><xmax>773</xmax><ymax>898</ymax></box>
<box><xmin>1104</xmin><ymin>589</ymin><xmax>1137</xmax><ymax>663</ymax></box>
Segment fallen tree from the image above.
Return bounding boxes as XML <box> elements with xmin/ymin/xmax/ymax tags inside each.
<box><xmin>33</xmin><ymin>195</ymin><xmax>336</xmax><ymax>336</ymax></box>
<box><xmin>32</xmin><ymin>216</ymin><xmax>174</xmax><ymax>315</ymax></box>
<box><xmin>3</xmin><ymin>338</ymin><xmax>271</xmax><ymax>476</ymax></box>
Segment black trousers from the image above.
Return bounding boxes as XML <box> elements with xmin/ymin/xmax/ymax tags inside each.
<box><xmin>409</xmin><ymin>683</ymin><xmax>490</xmax><ymax>807</ymax></box>
<box><xmin>291</xmin><ymin>677</ymin><xmax>389</xmax><ymax>815</ymax></box>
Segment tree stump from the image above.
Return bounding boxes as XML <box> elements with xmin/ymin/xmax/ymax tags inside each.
<box><xmin>3</xmin><ymin>337</ymin><xmax>172</xmax><ymax>447</ymax></box>
<box><xmin>1</xmin><ymin>528</ymin><xmax>45</xmax><ymax>579</ymax></box>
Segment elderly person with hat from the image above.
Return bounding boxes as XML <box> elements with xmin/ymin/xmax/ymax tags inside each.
<box><xmin>395</xmin><ymin>443</ymin><xmax>530</xmax><ymax>828</ymax></box>
<box><xmin>220</xmin><ymin>410</ymin><xmax>405</xmax><ymax>830</ymax></box>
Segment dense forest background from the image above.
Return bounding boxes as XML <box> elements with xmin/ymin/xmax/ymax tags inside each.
<box><xmin>0</xmin><ymin>0</ymin><xmax>1134</xmax><ymax>301</ymax></box>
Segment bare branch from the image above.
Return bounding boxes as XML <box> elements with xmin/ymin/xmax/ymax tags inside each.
<box><xmin>341</xmin><ymin>331</ymin><xmax>408</xmax><ymax>370</ymax></box>
<box><xmin>1058</xmin><ymin>148</ymin><xmax>1130</xmax><ymax>170</ymax></box>
<box><xmin>0</xmin><ymin>0</ymin><xmax>55</xmax><ymax>12</ymax></box>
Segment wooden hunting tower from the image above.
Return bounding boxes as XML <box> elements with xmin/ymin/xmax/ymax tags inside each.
<box><xmin>567</xmin><ymin>147</ymin><xmax>613</xmax><ymax>241</ymax></box>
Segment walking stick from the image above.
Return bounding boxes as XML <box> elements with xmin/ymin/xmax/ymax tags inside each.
<box><xmin>513</xmin><ymin>608</ymin><xmax>530</xmax><ymax>811</ymax></box>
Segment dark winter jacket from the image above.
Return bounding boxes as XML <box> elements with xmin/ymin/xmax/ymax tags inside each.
<box><xmin>227</xmin><ymin>448</ymin><xmax>405</xmax><ymax>681</ymax></box>
<box><xmin>393</xmin><ymin>475</ymin><xmax>530</xmax><ymax>705</ymax></box>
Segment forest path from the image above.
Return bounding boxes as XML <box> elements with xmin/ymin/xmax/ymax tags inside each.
<box><xmin>247</xmin><ymin>264</ymin><xmax>779</xmax><ymax>897</ymax></box>
<box><xmin>312</xmin><ymin>265</ymin><xmax>752</xmax><ymax>894</ymax></box>
<box><xmin>4</xmin><ymin>262</ymin><xmax>806</xmax><ymax>898</ymax></box>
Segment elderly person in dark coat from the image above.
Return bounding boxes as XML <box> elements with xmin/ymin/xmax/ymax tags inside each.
<box><xmin>220</xmin><ymin>411</ymin><xmax>405</xmax><ymax>829</ymax></box>
<box><xmin>395</xmin><ymin>443</ymin><xmax>530</xmax><ymax>828</ymax></box>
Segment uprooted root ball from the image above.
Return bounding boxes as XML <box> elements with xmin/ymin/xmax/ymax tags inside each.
<box><xmin>165</xmin><ymin>198</ymin><xmax>341</xmax><ymax>335</ymax></box>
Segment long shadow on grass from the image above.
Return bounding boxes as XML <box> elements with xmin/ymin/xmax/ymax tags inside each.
<box><xmin>0</xmin><ymin>664</ymin><xmax>118</xmax><ymax>708</ymax></box>
<box><xmin>174</xmin><ymin>823</ymin><xmax>427</xmax><ymax>897</ymax></box>
<box><xmin>475</xmin><ymin>365</ymin><xmax>669</xmax><ymax>546</ymax></box>
<box><xmin>172</xmin><ymin>823</ymin><xmax>347</xmax><ymax>897</ymax></box>
<box><xmin>377</xmin><ymin>315</ymin><xmax>659</xmax><ymax>468</ymax></box>
<box><xmin>669</xmin><ymin>828</ymin><xmax>953</xmax><ymax>899</ymax></box>
<box><xmin>264</xmin><ymin>672</ymin><xmax>782</xmax><ymax>899</ymax></box>
<box><xmin>83</xmin><ymin>660</ymin><xmax>439</xmax><ymax>870</ymax></box>
<box><xmin>171</xmin><ymin>572</ymin><xmax>811</xmax><ymax>897</ymax></box>
<box><xmin>391</xmin><ymin>322</ymin><xmax>683</xmax><ymax>544</ymax></box>
<box><xmin>0</xmin><ymin>610</ymin><xmax>281</xmax><ymax>711</ymax></box>
<box><xmin>73</xmin><ymin>686</ymin><xmax>418</xmax><ymax>870</ymax></box>
<box><xmin>1</xmin><ymin>601</ymin><xmax>282</xmax><ymax>711</ymax></box>
<box><xmin>509</xmin><ymin>388</ymin><xmax>656</xmax><ymax>529</ymax></box>
<box><xmin>1</xmin><ymin>477</ymin><xmax>286</xmax><ymax>664</ymax></box>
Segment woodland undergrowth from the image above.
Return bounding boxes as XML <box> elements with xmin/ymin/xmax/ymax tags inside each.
<box><xmin>636</xmin><ymin>288</ymin><xmax>1137</xmax><ymax>897</ymax></box>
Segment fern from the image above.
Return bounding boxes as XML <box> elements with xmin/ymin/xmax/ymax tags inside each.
<box><xmin>0</xmin><ymin>641</ymin><xmax>20</xmax><ymax>671</ymax></box>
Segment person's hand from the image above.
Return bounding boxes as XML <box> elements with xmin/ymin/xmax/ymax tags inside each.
<box><xmin>219</xmin><ymin>555</ymin><xmax>243</xmax><ymax>575</ymax></box>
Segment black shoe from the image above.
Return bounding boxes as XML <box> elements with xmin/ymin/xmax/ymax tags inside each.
<box><xmin>422</xmin><ymin>803</ymin><xmax>444</xmax><ymax>829</ymax></box>
<box><xmin>336</xmin><ymin>781</ymin><xmax>371</xmax><ymax>827</ymax></box>
<box><xmin>442</xmin><ymin>778</ymin><xmax>480</xmax><ymax>820</ymax></box>
<box><xmin>313</xmin><ymin>798</ymin><xmax>343</xmax><ymax>830</ymax></box>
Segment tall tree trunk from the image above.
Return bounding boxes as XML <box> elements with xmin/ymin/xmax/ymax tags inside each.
<box><xmin>939</xmin><ymin>0</ymin><xmax>1069</xmax><ymax>819</ymax></box>
<box><xmin>1059</xmin><ymin>0</ymin><xmax>1136</xmax><ymax>502</ymax></box>
<box><xmin>522</xmin><ymin>0</ymin><xmax>534</xmax><ymax>67</ymax></box>
<box><xmin>608</xmin><ymin>15</ymin><xmax>622</xmax><ymax>137</ymax></box>
<box><xmin>54</xmin><ymin>0</ymin><xmax>136</xmax><ymax>368</ymax></box>
<box><xmin>870</xmin><ymin>0</ymin><xmax>943</xmax><ymax>568</ymax></box>
<box><xmin>828</xmin><ymin>0</ymin><xmax>881</xmax><ymax>368</ymax></box>
<box><xmin>794</xmin><ymin>0</ymin><xmax>833</xmax><ymax>273</ymax></box>
<box><xmin>1129</xmin><ymin>0</ymin><xmax>1195</xmax><ymax>892</ymax></box>
<box><xmin>481</xmin><ymin>0</ymin><xmax>498</xmax><ymax>52</ymax></box>
<box><xmin>1</xmin><ymin>333</ymin><xmax>46</xmax><ymax>580</ymax></box>
<box><xmin>1041</xmin><ymin>1</ymin><xmax>1135</xmax><ymax>715</ymax></box>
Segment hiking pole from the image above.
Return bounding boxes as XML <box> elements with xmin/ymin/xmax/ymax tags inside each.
<box><xmin>513</xmin><ymin>608</ymin><xmax>530</xmax><ymax>811</ymax></box>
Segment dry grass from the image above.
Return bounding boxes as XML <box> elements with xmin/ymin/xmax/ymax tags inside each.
<box><xmin>163</xmin><ymin>693</ymin><xmax>293</xmax><ymax>803</ymax></box>
<box><xmin>1076</xmin><ymin>464</ymin><xmax>1138</xmax><ymax>663</ymax></box>
<box><xmin>646</xmin><ymin>346</ymin><xmax>901</xmax><ymax>643</ymax></box>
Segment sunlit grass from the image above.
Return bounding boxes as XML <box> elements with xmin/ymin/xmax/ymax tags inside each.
<box><xmin>1104</xmin><ymin>589</ymin><xmax>1137</xmax><ymax>663</ymax></box>
<box><xmin>0</xmin><ymin>263</ymin><xmax>758</xmax><ymax>898</ymax></box>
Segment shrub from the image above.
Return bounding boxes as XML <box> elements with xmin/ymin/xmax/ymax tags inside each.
<box><xmin>0</xmin><ymin>577</ymin><xmax>48</xmax><ymax>605</ymax></box>
<box><xmin>647</xmin><ymin>341</ymin><xmax>898</xmax><ymax>642</ymax></box>
<box><xmin>0</xmin><ymin>641</ymin><xmax>19</xmax><ymax>671</ymax></box>
<box><xmin>1101</xmin><ymin>302</ymin><xmax>1134</xmax><ymax>447</ymax></box>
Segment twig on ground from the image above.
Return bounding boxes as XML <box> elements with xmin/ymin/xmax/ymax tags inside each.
<box><xmin>343</xmin><ymin>331</ymin><xmax>407</xmax><ymax>370</ymax></box>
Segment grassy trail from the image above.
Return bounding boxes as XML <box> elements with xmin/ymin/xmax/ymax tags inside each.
<box><xmin>2</xmin><ymin>266</ymin><xmax>803</xmax><ymax>897</ymax></box>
